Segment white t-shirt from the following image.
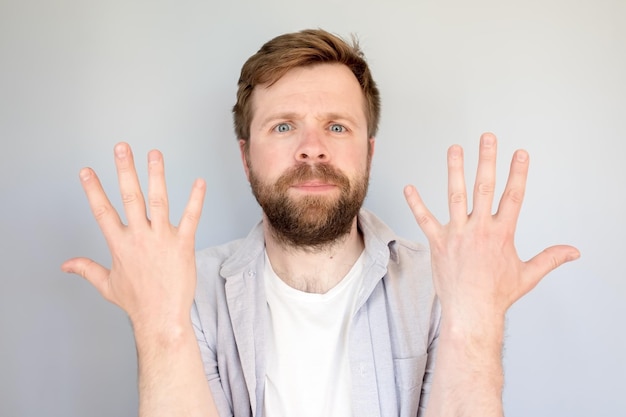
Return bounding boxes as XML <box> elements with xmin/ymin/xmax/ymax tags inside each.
<box><xmin>263</xmin><ymin>251</ymin><xmax>365</xmax><ymax>417</ymax></box>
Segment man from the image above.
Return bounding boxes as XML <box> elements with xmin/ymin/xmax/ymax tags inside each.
<box><xmin>62</xmin><ymin>29</ymin><xmax>579</xmax><ymax>417</ymax></box>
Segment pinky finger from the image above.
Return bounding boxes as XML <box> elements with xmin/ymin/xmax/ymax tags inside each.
<box><xmin>178</xmin><ymin>178</ymin><xmax>206</xmax><ymax>239</ymax></box>
<box><xmin>404</xmin><ymin>185</ymin><xmax>442</xmax><ymax>239</ymax></box>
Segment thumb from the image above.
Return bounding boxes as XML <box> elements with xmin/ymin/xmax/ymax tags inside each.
<box><xmin>403</xmin><ymin>185</ymin><xmax>441</xmax><ymax>239</ymax></box>
<box><xmin>61</xmin><ymin>257</ymin><xmax>111</xmax><ymax>297</ymax></box>
<box><xmin>523</xmin><ymin>245</ymin><xmax>581</xmax><ymax>285</ymax></box>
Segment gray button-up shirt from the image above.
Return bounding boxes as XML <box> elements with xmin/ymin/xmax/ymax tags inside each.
<box><xmin>192</xmin><ymin>209</ymin><xmax>440</xmax><ymax>417</ymax></box>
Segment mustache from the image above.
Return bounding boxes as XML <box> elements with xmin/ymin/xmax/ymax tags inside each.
<box><xmin>274</xmin><ymin>163</ymin><xmax>350</xmax><ymax>190</ymax></box>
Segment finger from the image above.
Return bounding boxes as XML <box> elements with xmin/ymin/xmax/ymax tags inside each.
<box><xmin>522</xmin><ymin>245</ymin><xmax>581</xmax><ymax>287</ymax></box>
<box><xmin>61</xmin><ymin>257</ymin><xmax>112</xmax><ymax>300</ymax></box>
<box><xmin>147</xmin><ymin>150</ymin><xmax>170</xmax><ymax>231</ymax></box>
<box><xmin>114</xmin><ymin>142</ymin><xmax>148</xmax><ymax>227</ymax></box>
<box><xmin>495</xmin><ymin>150</ymin><xmax>529</xmax><ymax>229</ymax></box>
<box><xmin>403</xmin><ymin>185</ymin><xmax>442</xmax><ymax>240</ymax></box>
<box><xmin>447</xmin><ymin>145</ymin><xmax>468</xmax><ymax>224</ymax></box>
<box><xmin>472</xmin><ymin>132</ymin><xmax>498</xmax><ymax>218</ymax></box>
<box><xmin>178</xmin><ymin>178</ymin><xmax>206</xmax><ymax>240</ymax></box>
<box><xmin>79</xmin><ymin>167</ymin><xmax>124</xmax><ymax>239</ymax></box>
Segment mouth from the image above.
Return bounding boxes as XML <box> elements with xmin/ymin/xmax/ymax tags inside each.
<box><xmin>290</xmin><ymin>180</ymin><xmax>338</xmax><ymax>193</ymax></box>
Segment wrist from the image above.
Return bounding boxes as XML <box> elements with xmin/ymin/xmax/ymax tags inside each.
<box><xmin>131</xmin><ymin>313</ymin><xmax>195</xmax><ymax>351</ymax></box>
<box><xmin>438</xmin><ymin>309</ymin><xmax>506</xmax><ymax>356</ymax></box>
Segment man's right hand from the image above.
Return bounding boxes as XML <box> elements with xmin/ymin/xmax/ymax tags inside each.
<box><xmin>61</xmin><ymin>142</ymin><xmax>206</xmax><ymax>333</ymax></box>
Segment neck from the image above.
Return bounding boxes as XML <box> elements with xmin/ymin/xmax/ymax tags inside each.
<box><xmin>263</xmin><ymin>216</ymin><xmax>364</xmax><ymax>294</ymax></box>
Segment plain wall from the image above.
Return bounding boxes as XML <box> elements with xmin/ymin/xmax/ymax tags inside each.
<box><xmin>1</xmin><ymin>0</ymin><xmax>624</xmax><ymax>416</ymax></box>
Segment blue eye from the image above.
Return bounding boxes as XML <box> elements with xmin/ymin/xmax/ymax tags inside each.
<box><xmin>330</xmin><ymin>124</ymin><xmax>346</xmax><ymax>133</ymax></box>
<box><xmin>274</xmin><ymin>123</ymin><xmax>292</xmax><ymax>133</ymax></box>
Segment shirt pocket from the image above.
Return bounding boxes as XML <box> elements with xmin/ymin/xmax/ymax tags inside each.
<box><xmin>393</xmin><ymin>354</ymin><xmax>428</xmax><ymax>417</ymax></box>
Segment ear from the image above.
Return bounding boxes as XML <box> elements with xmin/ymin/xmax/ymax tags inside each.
<box><xmin>239</xmin><ymin>139</ymin><xmax>251</xmax><ymax>181</ymax></box>
<box><xmin>369</xmin><ymin>137</ymin><xmax>376</xmax><ymax>158</ymax></box>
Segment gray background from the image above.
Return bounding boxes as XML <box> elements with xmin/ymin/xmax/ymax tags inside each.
<box><xmin>1</xmin><ymin>0</ymin><xmax>624</xmax><ymax>416</ymax></box>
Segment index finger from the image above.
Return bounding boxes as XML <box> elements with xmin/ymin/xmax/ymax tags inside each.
<box><xmin>404</xmin><ymin>184</ymin><xmax>442</xmax><ymax>241</ymax></box>
<box><xmin>79</xmin><ymin>167</ymin><xmax>124</xmax><ymax>241</ymax></box>
<box><xmin>495</xmin><ymin>149</ymin><xmax>529</xmax><ymax>228</ymax></box>
<box><xmin>177</xmin><ymin>178</ymin><xmax>206</xmax><ymax>240</ymax></box>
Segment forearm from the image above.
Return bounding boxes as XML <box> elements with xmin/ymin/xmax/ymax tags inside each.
<box><xmin>424</xmin><ymin>314</ymin><xmax>505</xmax><ymax>417</ymax></box>
<box><xmin>406</xmin><ymin>135</ymin><xmax>580</xmax><ymax>416</ymax></box>
<box><xmin>134</xmin><ymin>321</ymin><xmax>219</xmax><ymax>417</ymax></box>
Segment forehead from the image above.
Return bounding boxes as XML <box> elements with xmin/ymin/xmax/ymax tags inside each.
<box><xmin>249</xmin><ymin>63</ymin><xmax>367</xmax><ymax>127</ymax></box>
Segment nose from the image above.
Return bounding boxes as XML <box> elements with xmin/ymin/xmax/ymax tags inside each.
<box><xmin>295</xmin><ymin>128</ymin><xmax>329</xmax><ymax>162</ymax></box>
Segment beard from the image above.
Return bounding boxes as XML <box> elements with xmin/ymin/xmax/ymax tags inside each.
<box><xmin>248</xmin><ymin>161</ymin><xmax>370</xmax><ymax>250</ymax></box>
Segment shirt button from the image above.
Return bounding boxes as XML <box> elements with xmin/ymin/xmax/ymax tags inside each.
<box><xmin>359</xmin><ymin>362</ymin><xmax>367</xmax><ymax>377</ymax></box>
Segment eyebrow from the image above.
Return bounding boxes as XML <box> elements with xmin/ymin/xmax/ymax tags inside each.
<box><xmin>258</xmin><ymin>112</ymin><xmax>301</xmax><ymax>128</ymax></box>
<box><xmin>259</xmin><ymin>111</ymin><xmax>360</xmax><ymax>128</ymax></box>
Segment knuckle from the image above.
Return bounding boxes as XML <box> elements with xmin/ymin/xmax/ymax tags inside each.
<box><xmin>449</xmin><ymin>191</ymin><xmax>466</xmax><ymax>205</ymax></box>
<box><xmin>546</xmin><ymin>250</ymin><xmax>561</xmax><ymax>270</ymax></box>
<box><xmin>80</xmin><ymin>260</ymin><xmax>97</xmax><ymax>279</ymax></box>
<box><xmin>505</xmin><ymin>188</ymin><xmax>524</xmax><ymax>204</ymax></box>
<box><xmin>121</xmin><ymin>192</ymin><xmax>139</xmax><ymax>204</ymax></box>
<box><xmin>415</xmin><ymin>213</ymin><xmax>431</xmax><ymax>226</ymax></box>
<box><xmin>92</xmin><ymin>204</ymin><xmax>109</xmax><ymax>221</ymax></box>
<box><xmin>182</xmin><ymin>210</ymin><xmax>199</xmax><ymax>225</ymax></box>
<box><xmin>477</xmin><ymin>182</ymin><xmax>495</xmax><ymax>196</ymax></box>
<box><xmin>149</xmin><ymin>196</ymin><xmax>167</xmax><ymax>208</ymax></box>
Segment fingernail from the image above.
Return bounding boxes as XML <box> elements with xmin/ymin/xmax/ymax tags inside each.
<box><xmin>194</xmin><ymin>178</ymin><xmax>206</xmax><ymax>188</ymax></box>
<box><xmin>79</xmin><ymin>168</ymin><xmax>91</xmax><ymax>181</ymax></box>
<box><xmin>148</xmin><ymin>150</ymin><xmax>160</xmax><ymax>164</ymax></box>
<box><xmin>516</xmin><ymin>150</ymin><xmax>528</xmax><ymax>162</ymax></box>
<box><xmin>449</xmin><ymin>145</ymin><xmax>462</xmax><ymax>159</ymax></box>
<box><xmin>482</xmin><ymin>134</ymin><xmax>496</xmax><ymax>147</ymax></box>
<box><xmin>568</xmin><ymin>250</ymin><xmax>581</xmax><ymax>261</ymax></box>
<box><xmin>115</xmin><ymin>143</ymin><xmax>127</xmax><ymax>159</ymax></box>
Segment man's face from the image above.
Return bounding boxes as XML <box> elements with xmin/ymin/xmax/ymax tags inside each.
<box><xmin>241</xmin><ymin>63</ymin><xmax>374</xmax><ymax>248</ymax></box>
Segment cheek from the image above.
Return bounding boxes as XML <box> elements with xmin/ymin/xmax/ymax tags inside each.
<box><xmin>343</xmin><ymin>147</ymin><xmax>371</xmax><ymax>172</ymax></box>
<box><xmin>248</xmin><ymin>148</ymin><xmax>292</xmax><ymax>182</ymax></box>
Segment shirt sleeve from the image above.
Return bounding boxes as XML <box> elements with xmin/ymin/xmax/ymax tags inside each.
<box><xmin>191</xmin><ymin>300</ymin><xmax>234</xmax><ymax>417</ymax></box>
<box><xmin>417</xmin><ymin>298</ymin><xmax>441</xmax><ymax>416</ymax></box>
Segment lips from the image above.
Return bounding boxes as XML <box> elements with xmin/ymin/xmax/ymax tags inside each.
<box><xmin>291</xmin><ymin>179</ymin><xmax>336</xmax><ymax>188</ymax></box>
